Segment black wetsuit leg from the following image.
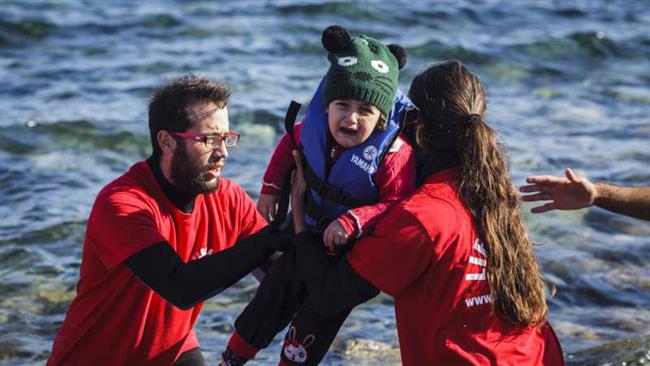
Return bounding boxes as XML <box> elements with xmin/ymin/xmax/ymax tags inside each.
<box><xmin>277</xmin><ymin>232</ymin><xmax>380</xmax><ymax>365</ymax></box>
<box><xmin>279</xmin><ymin>286</ymin><xmax>351</xmax><ymax>366</ymax></box>
<box><xmin>233</xmin><ymin>248</ymin><xmax>307</xmax><ymax>350</ymax></box>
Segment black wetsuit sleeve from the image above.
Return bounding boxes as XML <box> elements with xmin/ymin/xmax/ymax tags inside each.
<box><xmin>125</xmin><ymin>226</ymin><xmax>292</xmax><ymax>310</ymax></box>
<box><xmin>294</xmin><ymin>232</ymin><xmax>380</xmax><ymax>316</ymax></box>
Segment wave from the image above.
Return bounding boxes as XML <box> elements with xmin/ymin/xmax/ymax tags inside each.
<box><xmin>275</xmin><ymin>2</ymin><xmax>383</xmax><ymax>21</ymax></box>
<box><xmin>0</xmin><ymin>220</ymin><xmax>86</xmax><ymax>247</ymax></box>
<box><xmin>0</xmin><ymin>120</ymin><xmax>149</xmax><ymax>156</ymax></box>
<box><xmin>231</xmin><ymin>109</ymin><xmax>284</xmax><ymax>132</ymax></box>
<box><xmin>511</xmin><ymin>31</ymin><xmax>620</xmax><ymax>59</ymax></box>
<box><xmin>552</xmin><ymin>7</ymin><xmax>587</xmax><ymax>18</ymax></box>
<box><xmin>0</xmin><ymin>11</ymin><xmax>186</xmax><ymax>48</ymax></box>
<box><xmin>409</xmin><ymin>39</ymin><xmax>494</xmax><ymax>64</ymax></box>
<box><xmin>0</xmin><ymin>18</ymin><xmax>55</xmax><ymax>39</ymax></box>
<box><xmin>569</xmin><ymin>334</ymin><xmax>650</xmax><ymax>366</ymax></box>
<box><xmin>0</xmin><ymin>18</ymin><xmax>56</xmax><ymax>47</ymax></box>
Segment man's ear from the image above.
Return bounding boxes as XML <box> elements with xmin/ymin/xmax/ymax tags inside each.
<box><xmin>157</xmin><ymin>130</ymin><xmax>176</xmax><ymax>153</ymax></box>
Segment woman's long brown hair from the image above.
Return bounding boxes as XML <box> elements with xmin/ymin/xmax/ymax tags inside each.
<box><xmin>409</xmin><ymin>60</ymin><xmax>547</xmax><ymax>326</ymax></box>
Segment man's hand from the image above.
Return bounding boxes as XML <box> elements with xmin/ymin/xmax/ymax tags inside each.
<box><xmin>291</xmin><ymin>150</ymin><xmax>308</xmax><ymax>233</ymax></box>
<box><xmin>323</xmin><ymin>219</ymin><xmax>349</xmax><ymax>252</ymax></box>
<box><xmin>519</xmin><ymin>168</ymin><xmax>598</xmax><ymax>213</ymax></box>
<box><xmin>257</xmin><ymin>194</ymin><xmax>279</xmax><ymax>222</ymax></box>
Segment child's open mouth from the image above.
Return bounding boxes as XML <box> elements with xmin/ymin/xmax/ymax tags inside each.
<box><xmin>339</xmin><ymin>127</ymin><xmax>357</xmax><ymax>136</ymax></box>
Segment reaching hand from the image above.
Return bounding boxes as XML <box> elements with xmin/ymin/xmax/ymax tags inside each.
<box><xmin>519</xmin><ymin>168</ymin><xmax>598</xmax><ymax>213</ymax></box>
<box><xmin>323</xmin><ymin>219</ymin><xmax>349</xmax><ymax>251</ymax></box>
<box><xmin>257</xmin><ymin>194</ymin><xmax>279</xmax><ymax>222</ymax></box>
<box><xmin>291</xmin><ymin>150</ymin><xmax>308</xmax><ymax>233</ymax></box>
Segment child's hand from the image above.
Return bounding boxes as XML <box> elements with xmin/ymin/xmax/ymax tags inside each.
<box><xmin>257</xmin><ymin>194</ymin><xmax>279</xmax><ymax>222</ymax></box>
<box><xmin>323</xmin><ymin>219</ymin><xmax>349</xmax><ymax>251</ymax></box>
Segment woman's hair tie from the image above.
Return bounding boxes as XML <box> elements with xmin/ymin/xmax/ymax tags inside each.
<box><xmin>465</xmin><ymin>114</ymin><xmax>482</xmax><ymax>125</ymax></box>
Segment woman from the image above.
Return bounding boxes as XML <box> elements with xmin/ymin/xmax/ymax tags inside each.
<box><xmin>288</xmin><ymin>60</ymin><xmax>565</xmax><ymax>365</ymax></box>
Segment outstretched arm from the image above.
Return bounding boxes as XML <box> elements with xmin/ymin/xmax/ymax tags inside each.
<box><xmin>520</xmin><ymin>168</ymin><xmax>650</xmax><ymax>221</ymax></box>
<box><xmin>592</xmin><ymin>182</ymin><xmax>650</xmax><ymax>221</ymax></box>
<box><xmin>125</xmin><ymin>226</ymin><xmax>292</xmax><ymax>310</ymax></box>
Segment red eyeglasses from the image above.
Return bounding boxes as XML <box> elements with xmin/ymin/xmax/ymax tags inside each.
<box><xmin>171</xmin><ymin>131</ymin><xmax>240</xmax><ymax>149</ymax></box>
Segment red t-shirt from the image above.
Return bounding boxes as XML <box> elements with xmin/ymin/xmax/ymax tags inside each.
<box><xmin>347</xmin><ymin>167</ymin><xmax>557</xmax><ymax>365</ymax></box>
<box><xmin>47</xmin><ymin>161</ymin><xmax>267</xmax><ymax>365</ymax></box>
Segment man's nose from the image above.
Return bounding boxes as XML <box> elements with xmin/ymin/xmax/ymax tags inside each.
<box><xmin>212</xmin><ymin>140</ymin><xmax>228</xmax><ymax>159</ymax></box>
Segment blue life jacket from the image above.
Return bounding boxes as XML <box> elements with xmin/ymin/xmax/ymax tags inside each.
<box><xmin>295</xmin><ymin>79</ymin><xmax>414</xmax><ymax>231</ymax></box>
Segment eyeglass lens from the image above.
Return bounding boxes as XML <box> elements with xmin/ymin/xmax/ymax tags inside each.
<box><xmin>206</xmin><ymin>134</ymin><xmax>238</xmax><ymax>149</ymax></box>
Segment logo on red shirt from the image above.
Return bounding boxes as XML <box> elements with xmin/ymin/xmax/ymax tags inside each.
<box><xmin>191</xmin><ymin>247</ymin><xmax>213</xmax><ymax>261</ymax></box>
<box><xmin>466</xmin><ymin>239</ymin><xmax>487</xmax><ymax>281</ymax></box>
<box><xmin>464</xmin><ymin>238</ymin><xmax>492</xmax><ymax>308</ymax></box>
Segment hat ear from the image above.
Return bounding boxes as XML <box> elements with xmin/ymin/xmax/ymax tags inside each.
<box><xmin>322</xmin><ymin>25</ymin><xmax>352</xmax><ymax>53</ymax></box>
<box><xmin>387</xmin><ymin>44</ymin><xmax>407</xmax><ymax>70</ymax></box>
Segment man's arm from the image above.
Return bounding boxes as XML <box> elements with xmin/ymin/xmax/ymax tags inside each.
<box><xmin>125</xmin><ymin>226</ymin><xmax>292</xmax><ymax>310</ymax></box>
<box><xmin>592</xmin><ymin>182</ymin><xmax>650</xmax><ymax>221</ymax></box>
<box><xmin>520</xmin><ymin>168</ymin><xmax>650</xmax><ymax>221</ymax></box>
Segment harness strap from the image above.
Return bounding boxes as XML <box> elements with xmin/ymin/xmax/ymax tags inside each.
<box><xmin>270</xmin><ymin>163</ymin><xmax>294</xmax><ymax>230</ymax></box>
<box><xmin>270</xmin><ymin>101</ymin><xmax>302</xmax><ymax>229</ymax></box>
<box><xmin>303</xmin><ymin>159</ymin><xmax>374</xmax><ymax>208</ymax></box>
<box><xmin>284</xmin><ymin>101</ymin><xmax>301</xmax><ymax>148</ymax></box>
<box><xmin>304</xmin><ymin>191</ymin><xmax>334</xmax><ymax>233</ymax></box>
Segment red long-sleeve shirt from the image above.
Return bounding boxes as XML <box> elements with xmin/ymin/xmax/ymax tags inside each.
<box><xmin>346</xmin><ymin>168</ymin><xmax>564</xmax><ymax>365</ymax></box>
<box><xmin>261</xmin><ymin>123</ymin><xmax>415</xmax><ymax>237</ymax></box>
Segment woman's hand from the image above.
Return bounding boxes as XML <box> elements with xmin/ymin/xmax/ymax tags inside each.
<box><xmin>291</xmin><ymin>150</ymin><xmax>308</xmax><ymax>233</ymax></box>
<box><xmin>257</xmin><ymin>194</ymin><xmax>279</xmax><ymax>222</ymax></box>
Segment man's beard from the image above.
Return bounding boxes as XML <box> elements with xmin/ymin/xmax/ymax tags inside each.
<box><xmin>170</xmin><ymin>142</ymin><xmax>221</xmax><ymax>195</ymax></box>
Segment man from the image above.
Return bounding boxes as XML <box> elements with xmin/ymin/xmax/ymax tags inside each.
<box><xmin>520</xmin><ymin>168</ymin><xmax>650</xmax><ymax>221</ymax></box>
<box><xmin>48</xmin><ymin>75</ymin><xmax>289</xmax><ymax>365</ymax></box>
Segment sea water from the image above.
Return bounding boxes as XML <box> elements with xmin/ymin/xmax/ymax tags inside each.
<box><xmin>1</xmin><ymin>0</ymin><xmax>649</xmax><ymax>364</ymax></box>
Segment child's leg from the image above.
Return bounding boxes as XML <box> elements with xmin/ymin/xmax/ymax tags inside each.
<box><xmin>278</xmin><ymin>302</ymin><xmax>351</xmax><ymax>366</ymax></box>
<box><xmin>224</xmin><ymin>250</ymin><xmax>306</xmax><ymax>364</ymax></box>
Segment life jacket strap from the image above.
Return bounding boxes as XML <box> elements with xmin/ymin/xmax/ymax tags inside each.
<box><xmin>270</xmin><ymin>162</ymin><xmax>295</xmax><ymax>230</ymax></box>
<box><xmin>305</xmin><ymin>191</ymin><xmax>334</xmax><ymax>233</ymax></box>
<box><xmin>303</xmin><ymin>159</ymin><xmax>374</xmax><ymax>208</ymax></box>
<box><xmin>284</xmin><ymin>101</ymin><xmax>301</xmax><ymax>148</ymax></box>
<box><xmin>269</xmin><ymin>101</ymin><xmax>303</xmax><ymax>229</ymax></box>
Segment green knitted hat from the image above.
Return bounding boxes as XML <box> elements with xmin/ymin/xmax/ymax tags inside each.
<box><xmin>321</xmin><ymin>25</ymin><xmax>407</xmax><ymax>117</ymax></box>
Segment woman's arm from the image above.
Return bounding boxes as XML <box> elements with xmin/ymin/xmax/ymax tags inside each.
<box><xmin>295</xmin><ymin>208</ymin><xmax>433</xmax><ymax>316</ymax></box>
<box><xmin>294</xmin><ymin>232</ymin><xmax>380</xmax><ymax>316</ymax></box>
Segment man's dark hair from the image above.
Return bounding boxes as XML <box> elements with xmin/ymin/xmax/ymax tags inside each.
<box><xmin>148</xmin><ymin>75</ymin><xmax>231</xmax><ymax>158</ymax></box>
